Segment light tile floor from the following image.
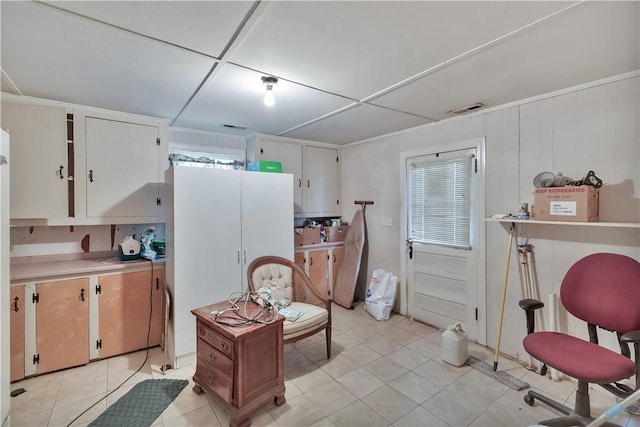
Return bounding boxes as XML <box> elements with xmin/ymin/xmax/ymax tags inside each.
<box><xmin>10</xmin><ymin>302</ymin><xmax>640</xmax><ymax>427</ymax></box>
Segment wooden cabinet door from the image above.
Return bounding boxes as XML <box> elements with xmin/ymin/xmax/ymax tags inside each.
<box><xmin>330</xmin><ymin>247</ymin><xmax>343</xmax><ymax>299</ymax></box>
<box><xmin>10</xmin><ymin>285</ymin><xmax>25</xmax><ymax>382</ymax></box>
<box><xmin>303</xmin><ymin>146</ymin><xmax>340</xmax><ymax>217</ymax></box>
<box><xmin>36</xmin><ymin>278</ymin><xmax>89</xmax><ymax>374</ymax></box>
<box><xmin>2</xmin><ymin>102</ymin><xmax>69</xmax><ymax>219</ymax></box>
<box><xmin>98</xmin><ymin>270</ymin><xmax>164</xmax><ymax>359</ymax></box>
<box><xmin>294</xmin><ymin>252</ymin><xmax>306</xmax><ymax>273</ymax></box>
<box><xmin>308</xmin><ymin>249</ymin><xmax>329</xmax><ymax>297</ymax></box>
<box><xmin>85</xmin><ymin>117</ymin><xmax>160</xmax><ymax>219</ymax></box>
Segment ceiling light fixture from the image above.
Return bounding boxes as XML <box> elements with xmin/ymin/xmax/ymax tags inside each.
<box><xmin>262</xmin><ymin>76</ymin><xmax>278</xmax><ymax>107</ymax></box>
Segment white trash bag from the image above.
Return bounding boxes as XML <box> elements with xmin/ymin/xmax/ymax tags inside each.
<box><xmin>364</xmin><ymin>269</ymin><xmax>397</xmax><ymax>321</ymax></box>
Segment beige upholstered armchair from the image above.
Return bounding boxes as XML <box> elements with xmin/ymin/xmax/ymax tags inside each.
<box><xmin>247</xmin><ymin>256</ymin><xmax>332</xmax><ymax>359</ymax></box>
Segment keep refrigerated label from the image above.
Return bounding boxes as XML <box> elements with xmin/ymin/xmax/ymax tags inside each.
<box><xmin>549</xmin><ymin>201</ymin><xmax>577</xmax><ymax>216</ymax></box>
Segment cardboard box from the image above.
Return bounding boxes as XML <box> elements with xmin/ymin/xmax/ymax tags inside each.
<box><xmin>247</xmin><ymin>161</ymin><xmax>282</xmax><ymax>173</ymax></box>
<box><xmin>294</xmin><ymin>227</ymin><xmax>321</xmax><ymax>246</ymax></box>
<box><xmin>326</xmin><ymin>225</ymin><xmax>349</xmax><ymax>242</ymax></box>
<box><xmin>534</xmin><ymin>186</ymin><xmax>599</xmax><ymax>222</ymax></box>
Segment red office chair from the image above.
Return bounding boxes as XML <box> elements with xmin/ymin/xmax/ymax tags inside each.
<box><xmin>520</xmin><ymin>253</ymin><xmax>640</xmax><ymax>426</ymax></box>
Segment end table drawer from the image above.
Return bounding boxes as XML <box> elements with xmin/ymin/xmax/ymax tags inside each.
<box><xmin>197</xmin><ymin>340</ymin><xmax>233</xmax><ymax>379</ymax></box>
<box><xmin>197</xmin><ymin>321</ymin><xmax>234</xmax><ymax>358</ymax></box>
<box><xmin>196</xmin><ymin>365</ymin><xmax>233</xmax><ymax>405</ymax></box>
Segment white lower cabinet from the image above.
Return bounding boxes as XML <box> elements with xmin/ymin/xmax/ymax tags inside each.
<box><xmin>165</xmin><ymin>166</ymin><xmax>294</xmax><ymax>369</ymax></box>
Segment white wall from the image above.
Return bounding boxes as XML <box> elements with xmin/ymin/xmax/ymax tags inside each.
<box><xmin>341</xmin><ymin>74</ymin><xmax>640</xmax><ymax>362</ymax></box>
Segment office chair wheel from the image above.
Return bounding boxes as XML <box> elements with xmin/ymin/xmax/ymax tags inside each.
<box><xmin>524</xmin><ymin>394</ymin><xmax>535</xmax><ymax>406</ymax></box>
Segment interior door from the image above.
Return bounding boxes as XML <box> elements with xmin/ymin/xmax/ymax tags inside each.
<box><xmin>403</xmin><ymin>139</ymin><xmax>485</xmax><ymax>343</ymax></box>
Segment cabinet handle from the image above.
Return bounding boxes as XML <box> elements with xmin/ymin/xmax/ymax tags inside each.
<box><xmin>237</xmin><ymin>249</ymin><xmax>240</xmax><ymax>264</ymax></box>
<box><xmin>243</xmin><ymin>249</ymin><xmax>247</xmax><ymax>264</ymax></box>
<box><xmin>298</xmin><ymin>179</ymin><xmax>302</xmax><ymax>188</ymax></box>
<box><xmin>209</xmin><ymin>352</ymin><xmax>216</xmax><ymax>363</ymax></box>
<box><xmin>333</xmin><ymin>253</ymin><xmax>336</xmax><ymax>262</ymax></box>
<box><xmin>207</xmin><ymin>373</ymin><xmax>215</xmax><ymax>385</ymax></box>
<box><xmin>89</xmin><ymin>169</ymin><xmax>94</xmax><ymax>183</ymax></box>
<box><xmin>155</xmin><ymin>277</ymin><xmax>159</xmax><ymax>290</ymax></box>
<box><xmin>57</xmin><ymin>165</ymin><xmax>64</xmax><ymax>180</ymax></box>
<box><xmin>80</xmin><ymin>288</ymin><xmax>85</xmax><ymax>302</ymax></box>
<box><xmin>307</xmin><ymin>179</ymin><xmax>310</xmax><ymax>188</ymax></box>
<box><xmin>198</xmin><ymin>328</ymin><xmax>205</xmax><ymax>337</ymax></box>
<box><xmin>13</xmin><ymin>296</ymin><xmax>19</xmax><ymax>312</ymax></box>
<box><xmin>221</xmin><ymin>341</ymin><xmax>228</xmax><ymax>351</ymax></box>
<box><xmin>310</xmin><ymin>257</ymin><xmax>313</xmax><ymax>266</ymax></box>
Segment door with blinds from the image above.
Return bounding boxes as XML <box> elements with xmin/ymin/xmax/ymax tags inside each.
<box><xmin>403</xmin><ymin>138</ymin><xmax>485</xmax><ymax>343</ymax></box>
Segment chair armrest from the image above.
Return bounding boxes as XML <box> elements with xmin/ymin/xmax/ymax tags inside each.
<box><xmin>621</xmin><ymin>330</ymin><xmax>640</xmax><ymax>344</ymax></box>
<box><xmin>519</xmin><ymin>298</ymin><xmax>544</xmax><ymax>335</ymax></box>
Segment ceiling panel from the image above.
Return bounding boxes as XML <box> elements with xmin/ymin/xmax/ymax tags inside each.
<box><xmin>1</xmin><ymin>1</ymin><xmax>215</xmax><ymax>120</ymax></box>
<box><xmin>372</xmin><ymin>1</ymin><xmax>640</xmax><ymax>121</ymax></box>
<box><xmin>45</xmin><ymin>1</ymin><xmax>254</xmax><ymax>58</ymax></box>
<box><xmin>229</xmin><ymin>1</ymin><xmax>575</xmax><ymax>100</ymax></box>
<box><xmin>282</xmin><ymin>103</ymin><xmax>432</xmax><ymax>144</ymax></box>
<box><xmin>172</xmin><ymin>63</ymin><xmax>354</xmax><ymax>135</ymax></box>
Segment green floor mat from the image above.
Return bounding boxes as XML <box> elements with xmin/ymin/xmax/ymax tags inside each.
<box><xmin>89</xmin><ymin>379</ymin><xmax>189</xmax><ymax>427</ymax></box>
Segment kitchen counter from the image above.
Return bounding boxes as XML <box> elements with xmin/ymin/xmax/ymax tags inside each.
<box><xmin>10</xmin><ymin>251</ymin><xmax>165</xmax><ymax>283</ymax></box>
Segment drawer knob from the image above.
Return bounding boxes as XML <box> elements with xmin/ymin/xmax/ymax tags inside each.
<box><xmin>207</xmin><ymin>373</ymin><xmax>215</xmax><ymax>384</ymax></box>
<box><xmin>198</xmin><ymin>328</ymin><xmax>204</xmax><ymax>337</ymax></box>
<box><xmin>221</xmin><ymin>341</ymin><xmax>228</xmax><ymax>351</ymax></box>
<box><xmin>209</xmin><ymin>353</ymin><xmax>216</xmax><ymax>363</ymax></box>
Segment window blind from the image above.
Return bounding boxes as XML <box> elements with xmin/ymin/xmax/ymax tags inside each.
<box><xmin>409</xmin><ymin>154</ymin><xmax>473</xmax><ymax>248</ymax></box>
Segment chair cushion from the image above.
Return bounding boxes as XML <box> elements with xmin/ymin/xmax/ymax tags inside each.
<box><xmin>523</xmin><ymin>332</ymin><xmax>635</xmax><ymax>384</ymax></box>
<box><xmin>283</xmin><ymin>302</ymin><xmax>328</xmax><ymax>338</ymax></box>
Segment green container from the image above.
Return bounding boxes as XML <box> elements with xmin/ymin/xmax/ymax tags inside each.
<box><xmin>152</xmin><ymin>240</ymin><xmax>166</xmax><ymax>256</ymax></box>
<box><xmin>247</xmin><ymin>161</ymin><xmax>282</xmax><ymax>173</ymax></box>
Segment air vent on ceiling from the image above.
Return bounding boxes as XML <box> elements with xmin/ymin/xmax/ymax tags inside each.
<box><xmin>448</xmin><ymin>103</ymin><xmax>486</xmax><ymax>115</ymax></box>
<box><xmin>221</xmin><ymin>123</ymin><xmax>247</xmax><ymax>130</ymax></box>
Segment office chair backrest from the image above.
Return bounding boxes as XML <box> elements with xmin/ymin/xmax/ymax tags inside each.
<box><xmin>560</xmin><ymin>253</ymin><xmax>640</xmax><ymax>334</ymax></box>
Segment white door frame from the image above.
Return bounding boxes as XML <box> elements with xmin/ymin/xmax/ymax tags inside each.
<box><xmin>399</xmin><ymin>137</ymin><xmax>486</xmax><ymax>345</ymax></box>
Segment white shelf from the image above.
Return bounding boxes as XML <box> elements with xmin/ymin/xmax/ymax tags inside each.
<box><xmin>485</xmin><ymin>218</ymin><xmax>640</xmax><ymax>228</ymax></box>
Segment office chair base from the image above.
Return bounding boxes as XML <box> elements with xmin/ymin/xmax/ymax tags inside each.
<box><xmin>524</xmin><ymin>385</ymin><xmax>601</xmax><ymax>427</ymax></box>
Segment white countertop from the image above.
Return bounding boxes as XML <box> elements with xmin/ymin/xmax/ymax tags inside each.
<box><xmin>10</xmin><ymin>251</ymin><xmax>165</xmax><ymax>283</ymax></box>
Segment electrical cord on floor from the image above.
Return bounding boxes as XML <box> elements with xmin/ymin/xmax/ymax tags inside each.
<box><xmin>66</xmin><ymin>259</ymin><xmax>155</xmax><ymax>427</ymax></box>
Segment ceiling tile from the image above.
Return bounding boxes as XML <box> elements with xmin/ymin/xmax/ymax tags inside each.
<box><xmin>173</xmin><ymin>63</ymin><xmax>354</xmax><ymax>135</ymax></box>
<box><xmin>1</xmin><ymin>1</ymin><xmax>215</xmax><ymax>120</ymax></box>
<box><xmin>282</xmin><ymin>103</ymin><xmax>432</xmax><ymax>145</ymax></box>
<box><xmin>373</xmin><ymin>1</ymin><xmax>640</xmax><ymax>120</ymax></box>
<box><xmin>229</xmin><ymin>1</ymin><xmax>575</xmax><ymax>100</ymax></box>
<box><xmin>45</xmin><ymin>1</ymin><xmax>254</xmax><ymax>57</ymax></box>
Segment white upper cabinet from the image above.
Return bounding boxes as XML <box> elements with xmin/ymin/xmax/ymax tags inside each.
<box><xmin>304</xmin><ymin>145</ymin><xmax>340</xmax><ymax>217</ymax></box>
<box><xmin>248</xmin><ymin>134</ymin><xmax>340</xmax><ymax>218</ymax></box>
<box><xmin>85</xmin><ymin>117</ymin><xmax>161</xmax><ymax>219</ymax></box>
<box><xmin>2</xmin><ymin>102</ymin><xmax>70</xmax><ymax>220</ymax></box>
<box><xmin>2</xmin><ymin>95</ymin><xmax>168</xmax><ymax>225</ymax></box>
<box><xmin>254</xmin><ymin>139</ymin><xmax>304</xmax><ymax>214</ymax></box>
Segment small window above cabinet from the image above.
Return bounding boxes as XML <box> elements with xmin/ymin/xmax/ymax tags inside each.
<box><xmin>248</xmin><ymin>134</ymin><xmax>340</xmax><ymax>218</ymax></box>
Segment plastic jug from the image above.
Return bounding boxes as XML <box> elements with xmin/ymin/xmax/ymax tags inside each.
<box><xmin>441</xmin><ymin>323</ymin><xmax>468</xmax><ymax>366</ymax></box>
